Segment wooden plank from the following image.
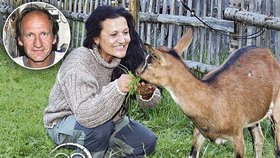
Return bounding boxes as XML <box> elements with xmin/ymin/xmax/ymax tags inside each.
<box><xmin>185</xmin><ymin>0</ymin><xmax>196</xmax><ymax>62</ymax></box>
<box><xmin>129</xmin><ymin>0</ymin><xmax>140</xmax><ymax>32</ymax></box>
<box><xmin>104</xmin><ymin>0</ymin><xmax>108</xmax><ymax>6</ymax></box>
<box><xmin>63</xmin><ymin>0</ymin><xmax>67</xmax><ymax>10</ymax></box>
<box><xmin>154</xmin><ymin>0</ymin><xmax>161</xmax><ymax>47</ymax></box>
<box><xmin>70</xmin><ymin>0</ymin><xmax>78</xmax><ymax>48</ymax></box>
<box><xmin>196</xmin><ymin>0</ymin><xmax>201</xmax><ymax>63</ymax></box>
<box><xmin>121</xmin><ymin>0</ymin><xmax>126</xmax><ymax>7</ymax></box>
<box><xmin>75</xmin><ymin>0</ymin><xmax>82</xmax><ymax>47</ymax></box>
<box><xmin>139</xmin><ymin>0</ymin><xmax>146</xmax><ymax>44</ymax></box>
<box><xmin>215</xmin><ymin>0</ymin><xmax>223</xmax><ymax>65</ymax></box>
<box><xmin>80</xmin><ymin>0</ymin><xmax>89</xmax><ymax>46</ymax></box>
<box><xmin>94</xmin><ymin>0</ymin><xmax>99</xmax><ymax>9</ymax></box>
<box><xmin>239</xmin><ymin>0</ymin><xmax>245</xmax><ymax>48</ymax></box>
<box><xmin>255</xmin><ymin>0</ymin><xmax>262</xmax><ymax>47</ymax></box>
<box><xmin>224</xmin><ymin>7</ymin><xmax>280</xmax><ymax>31</ymax></box>
<box><xmin>246</xmin><ymin>0</ymin><xmax>255</xmax><ymax>46</ymax></box>
<box><xmin>62</xmin><ymin>10</ymin><xmax>89</xmax><ymax>22</ymax></box>
<box><xmin>89</xmin><ymin>0</ymin><xmax>93</xmax><ymax>13</ymax></box>
<box><xmin>139</xmin><ymin>12</ymin><xmax>234</xmax><ymax>32</ymax></box>
<box><xmin>265</xmin><ymin>0</ymin><xmax>271</xmax><ymax>48</ymax></box>
<box><xmin>167</xmin><ymin>0</ymin><xmax>175</xmax><ymax>48</ymax></box>
<box><xmin>207</xmin><ymin>0</ymin><xmax>215</xmax><ymax>65</ymax></box>
<box><xmin>177</xmin><ymin>0</ymin><xmax>184</xmax><ymax>59</ymax></box>
<box><xmin>177</xmin><ymin>0</ymin><xmax>183</xmax><ymax>45</ymax></box>
<box><xmin>199</xmin><ymin>0</ymin><xmax>206</xmax><ymax>63</ymax></box>
<box><xmin>191</xmin><ymin>28</ymin><xmax>197</xmax><ymax>61</ymax></box>
<box><xmin>160</xmin><ymin>0</ymin><xmax>168</xmax><ymax>46</ymax></box>
<box><xmin>276</xmin><ymin>0</ymin><xmax>280</xmax><ymax>61</ymax></box>
<box><xmin>184</xmin><ymin>60</ymin><xmax>217</xmax><ymax>72</ymax></box>
<box><xmin>228</xmin><ymin>0</ymin><xmax>241</xmax><ymax>54</ymax></box>
<box><xmin>69</xmin><ymin>0</ymin><xmax>73</xmax><ymax>11</ymax></box>
<box><xmin>187</xmin><ymin>0</ymin><xmax>193</xmax><ymax>17</ymax></box>
<box><xmin>146</xmin><ymin>0</ymin><xmax>154</xmax><ymax>44</ymax></box>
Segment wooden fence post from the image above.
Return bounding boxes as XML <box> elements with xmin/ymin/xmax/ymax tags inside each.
<box><xmin>228</xmin><ymin>0</ymin><xmax>241</xmax><ymax>54</ymax></box>
<box><xmin>276</xmin><ymin>0</ymin><xmax>280</xmax><ymax>61</ymax></box>
<box><xmin>129</xmin><ymin>0</ymin><xmax>140</xmax><ymax>32</ymax></box>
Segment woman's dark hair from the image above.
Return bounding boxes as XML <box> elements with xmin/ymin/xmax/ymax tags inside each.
<box><xmin>83</xmin><ymin>5</ymin><xmax>146</xmax><ymax>81</ymax></box>
<box><xmin>16</xmin><ymin>4</ymin><xmax>59</xmax><ymax>56</ymax></box>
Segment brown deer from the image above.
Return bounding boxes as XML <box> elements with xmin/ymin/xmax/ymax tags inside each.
<box><xmin>136</xmin><ymin>28</ymin><xmax>280</xmax><ymax>158</ymax></box>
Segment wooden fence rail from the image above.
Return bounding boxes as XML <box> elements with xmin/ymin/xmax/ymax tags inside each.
<box><xmin>0</xmin><ymin>0</ymin><xmax>279</xmax><ymax>72</ymax></box>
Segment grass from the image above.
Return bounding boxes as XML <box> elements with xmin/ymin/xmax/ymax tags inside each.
<box><xmin>0</xmin><ymin>46</ymin><xmax>59</xmax><ymax>157</ymax></box>
<box><xmin>0</xmin><ymin>45</ymin><xmax>275</xmax><ymax>157</ymax></box>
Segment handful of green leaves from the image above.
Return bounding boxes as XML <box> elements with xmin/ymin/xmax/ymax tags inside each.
<box><xmin>123</xmin><ymin>71</ymin><xmax>141</xmax><ymax>116</ymax></box>
<box><xmin>127</xmin><ymin>71</ymin><xmax>141</xmax><ymax>96</ymax></box>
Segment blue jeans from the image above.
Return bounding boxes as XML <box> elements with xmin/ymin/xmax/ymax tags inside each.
<box><xmin>47</xmin><ymin>115</ymin><xmax>157</xmax><ymax>158</ymax></box>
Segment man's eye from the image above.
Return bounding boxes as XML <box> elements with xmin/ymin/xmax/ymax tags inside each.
<box><xmin>40</xmin><ymin>32</ymin><xmax>49</xmax><ymax>37</ymax></box>
<box><xmin>27</xmin><ymin>33</ymin><xmax>34</xmax><ymax>38</ymax></box>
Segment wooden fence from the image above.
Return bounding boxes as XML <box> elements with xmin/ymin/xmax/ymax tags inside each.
<box><xmin>0</xmin><ymin>0</ymin><xmax>279</xmax><ymax>72</ymax></box>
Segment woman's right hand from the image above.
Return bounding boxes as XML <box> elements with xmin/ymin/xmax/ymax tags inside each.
<box><xmin>117</xmin><ymin>74</ymin><xmax>133</xmax><ymax>93</ymax></box>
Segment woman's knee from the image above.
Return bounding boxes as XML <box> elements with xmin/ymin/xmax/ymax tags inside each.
<box><xmin>74</xmin><ymin>119</ymin><xmax>115</xmax><ymax>152</ymax></box>
<box><xmin>144</xmin><ymin>133</ymin><xmax>157</xmax><ymax>155</ymax></box>
<box><xmin>114</xmin><ymin>120</ymin><xmax>157</xmax><ymax>156</ymax></box>
<box><xmin>123</xmin><ymin>132</ymin><xmax>157</xmax><ymax>157</ymax></box>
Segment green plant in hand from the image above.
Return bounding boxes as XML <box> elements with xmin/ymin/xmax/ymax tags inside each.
<box><xmin>124</xmin><ymin>71</ymin><xmax>142</xmax><ymax>116</ymax></box>
<box><xmin>128</xmin><ymin>71</ymin><xmax>141</xmax><ymax>96</ymax></box>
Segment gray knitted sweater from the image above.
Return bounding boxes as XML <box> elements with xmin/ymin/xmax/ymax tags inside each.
<box><xmin>44</xmin><ymin>47</ymin><xmax>161</xmax><ymax>128</ymax></box>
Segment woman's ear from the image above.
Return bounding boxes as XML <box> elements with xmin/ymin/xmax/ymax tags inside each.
<box><xmin>93</xmin><ymin>37</ymin><xmax>100</xmax><ymax>45</ymax></box>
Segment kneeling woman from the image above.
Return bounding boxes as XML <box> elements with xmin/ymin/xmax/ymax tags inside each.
<box><xmin>44</xmin><ymin>5</ymin><xmax>161</xmax><ymax>158</ymax></box>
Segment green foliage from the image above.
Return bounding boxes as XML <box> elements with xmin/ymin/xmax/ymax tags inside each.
<box><xmin>0</xmin><ymin>46</ymin><xmax>275</xmax><ymax>157</ymax></box>
<box><xmin>127</xmin><ymin>71</ymin><xmax>141</xmax><ymax>96</ymax></box>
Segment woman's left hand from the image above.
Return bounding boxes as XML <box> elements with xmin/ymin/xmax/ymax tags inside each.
<box><xmin>137</xmin><ymin>82</ymin><xmax>156</xmax><ymax>100</ymax></box>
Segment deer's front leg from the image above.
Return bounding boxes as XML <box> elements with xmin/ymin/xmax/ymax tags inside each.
<box><xmin>248</xmin><ymin>123</ymin><xmax>264</xmax><ymax>158</ymax></box>
<box><xmin>189</xmin><ymin>127</ymin><xmax>205</xmax><ymax>158</ymax></box>
<box><xmin>232</xmin><ymin>131</ymin><xmax>245</xmax><ymax>158</ymax></box>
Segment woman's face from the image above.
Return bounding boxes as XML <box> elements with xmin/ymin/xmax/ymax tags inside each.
<box><xmin>94</xmin><ymin>17</ymin><xmax>131</xmax><ymax>62</ymax></box>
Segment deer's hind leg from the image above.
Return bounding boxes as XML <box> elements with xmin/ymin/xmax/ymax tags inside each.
<box><xmin>189</xmin><ymin>127</ymin><xmax>206</xmax><ymax>158</ymax></box>
<box><xmin>248</xmin><ymin>123</ymin><xmax>264</xmax><ymax>158</ymax></box>
<box><xmin>271</xmin><ymin>95</ymin><xmax>280</xmax><ymax>157</ymax></box>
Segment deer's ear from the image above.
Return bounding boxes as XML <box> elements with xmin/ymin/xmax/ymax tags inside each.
<box><xmin>144</xmin><ymin>43</ymin><xmax>155</xmax><ymax>53</ymax></box>
<box><xmin>144</xmin><ymin>44</ymin><xmax>165</xmax><ymax>65</ymax></box>
<box><xmin>173</xmin><ymin>28</ymin><xmax>193</xmax><ymax>56</ymax></box>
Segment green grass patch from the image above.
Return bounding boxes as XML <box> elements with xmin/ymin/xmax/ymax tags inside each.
<box><xmin>0</xmin><ymin>45</ymin><xmax>275</xmax><ymax>157</ymax></box>
<box><xmin>0</xmin><ymin>46</ymin><xmax>60</xmax><ymax>157</ymax></box>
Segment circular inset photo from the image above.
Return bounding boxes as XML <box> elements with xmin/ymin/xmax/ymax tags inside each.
<box><xmin>3</xmin><ymin>2</ymin><xmax>71</xmax><ymax>70</ymax></box>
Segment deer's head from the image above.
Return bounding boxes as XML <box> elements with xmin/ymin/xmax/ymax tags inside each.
<box><xmin>136</xmin><ymin>28</ymin><xmax>193</xmax><ymax>86</ymax></box>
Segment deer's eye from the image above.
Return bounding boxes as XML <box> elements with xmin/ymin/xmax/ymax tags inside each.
<box><xmin>147</xmin><ymin>55</ymin><xmax>153</xmax><ymax>64</ymax></box>
<box><xmin>150</xmin><ymin>53</ymin><xmax>160</xmax><ymax>63</ymax></box>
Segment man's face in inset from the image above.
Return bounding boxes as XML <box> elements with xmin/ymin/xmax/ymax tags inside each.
<box><xmin>18</xmin><ymin>11</ymin><xmax>57</xmax><ymax>65</ymax></box>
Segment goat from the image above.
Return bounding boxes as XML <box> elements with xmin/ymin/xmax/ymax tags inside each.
<box><xmin>136</xmin><ymin>28</ymin><xmax>280</xmax><ymax>158</ymax></box>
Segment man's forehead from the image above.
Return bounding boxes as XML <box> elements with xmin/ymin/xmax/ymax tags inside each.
<box><xmin>24</xmin><ymin>10</ymin><xmax>49</xmax><ymax>18</ymax></box>
<box><xmin>21</xmin><ymin>11</ymin><xmax>51</xmax><ymax>26</ymax></box>
<box><xmin>21</xmin><ymin>12</ymin><xmax>52</xmax><ymax>31</ymax></box>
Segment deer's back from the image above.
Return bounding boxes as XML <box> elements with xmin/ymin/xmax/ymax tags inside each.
<box><xmin>201</xmin><ymin>46</ymin><xmax>280</xmax><ymax>124</ymax></box>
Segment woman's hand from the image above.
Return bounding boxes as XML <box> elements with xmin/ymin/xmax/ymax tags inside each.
<box><xmin>117</xmin><ymin>74</ymin><xmax>133</xmax><ymax>93</ymax></box>
<box><xmin>137</xmin><ymin>82</ymin><xmax>156</xmax><ymax>100</ymax></box>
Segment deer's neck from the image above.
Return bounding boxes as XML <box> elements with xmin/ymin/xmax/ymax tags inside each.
<box><xmin>165</xmin><ymin>66</ymin><xmax>213</xmax><ymax>117</ymax></box>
